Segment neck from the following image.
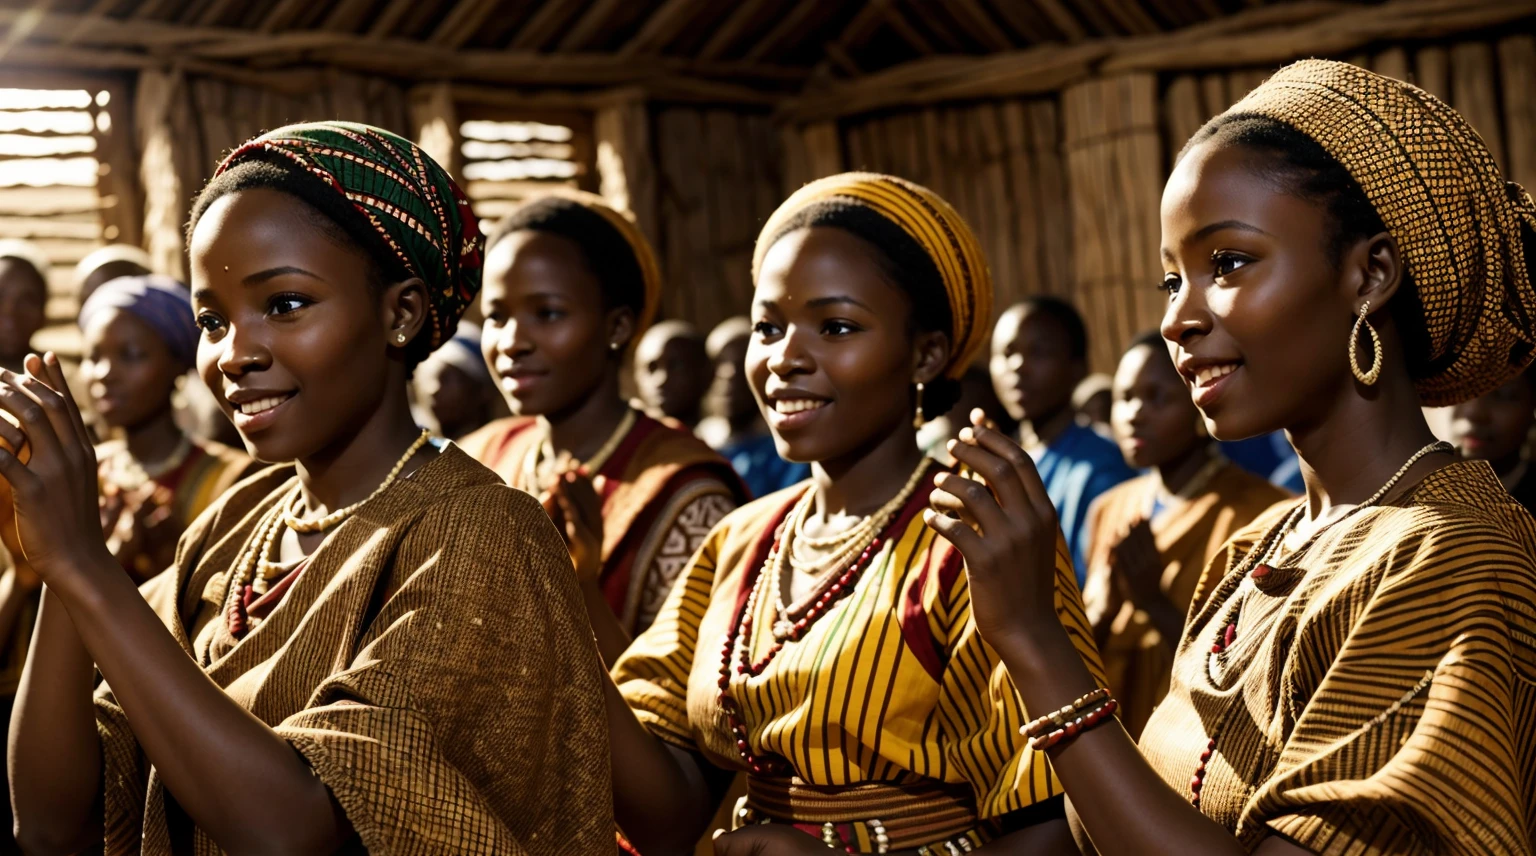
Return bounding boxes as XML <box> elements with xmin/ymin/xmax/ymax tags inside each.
<box><xmin>809</xmin><ymin>421</ymin><xmax>927</xmax><ymax>518</ymax></box>
<box><xmin>1020</xmin><ymin>404</ymin><xmax>1075</xmax><ymax>450</ymax></box>
<box><xmin>296</xmin><ymin>385</ymin><xmax>424</xmax><ymax>517</ymax></box>
<box><xmin>124</xmin><ymin>408</ymin><xmax>186</xmax><ymax>464</ymax></box>
<box><xmin>1490</xmin><ymin>450</ymin><xmax>1525</xmax><ymax>479</ymax></box>
<box><xmin>1154</xmin><ymin>438</ymin><xmax>1214</xmax><ymax>496</ymax></box>
<box><xmin>668</xmin><ymin>404</ymin><xmax>702</xmax><ymax>430</ymax></box>
<box><xmin>1289</xmin><ymin>369</ymin><xmax>1446</xmax><ymax>518</ymax></box>
<box><xmin>543</xmin><ymin>370</ymin><xmax>629</xmax><ymax>462</ymax></box>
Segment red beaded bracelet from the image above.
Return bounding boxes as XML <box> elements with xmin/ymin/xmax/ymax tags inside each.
<box><xmin>1029</xmin><ymin>698</ymin><xmax>1119</xmax><ymax>751</ymax></box>
<box><xmin>1022</xmin><ymin>687</ymin><xmax>1110</xmax><ymax>740</ymax></box>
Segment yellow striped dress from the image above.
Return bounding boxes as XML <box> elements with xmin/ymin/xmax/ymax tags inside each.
<box><xmin>613</xmin><ymin>462</ymin><xmax>1108</xmax><ymax>853</ymax></box>
<box><xmin>1139</xmin><ymin>460</ymin><xmax>1536</xmax><ymax>855</ymax></box>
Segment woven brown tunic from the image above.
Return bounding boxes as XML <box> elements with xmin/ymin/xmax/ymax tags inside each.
<box><xmin>1139</xmin><ymin>461</ymin><xmax>1536</xmax><ymax>855</ymax></box>
<box><xmin>94</xmin><ymin>445</ymin><xmax>614</xmax><ymax>855</ymax></box>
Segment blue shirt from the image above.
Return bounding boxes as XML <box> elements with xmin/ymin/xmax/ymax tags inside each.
<box><xmin>721</xmin><ymin>433</ymin><xmax>810</xmax><ymax>500</ymax></box>
<box><xmin>1030</xmin><ymin>423</ymin><xmax>1136</xmax><ymax>585</ymax></box>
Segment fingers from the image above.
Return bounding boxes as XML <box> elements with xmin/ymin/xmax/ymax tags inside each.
<box><xmin>0</xmin><ymin>373</ymin><xmax>62</xmax><ymax>465</ymax></box>
<box><xmin>923</xmin><ymin>506</ymin><xmax>986</xmax><ymax>558</ymax></box>
<box><xmin>0</xmin><ymin>410</ymin><xmax>26</xmax><ymax>454</ymax></box>
<box><xmin>945</xmin><ymin>437</ymin><xmax>1027</xmax><ymax>515</ymax></box>
<box><xmin>931</xmin><ymin>471</ymin><xmax>1006</xmax><ymax>537</ymax></box>
<box><xmin>965</xmin><ymin>413</ymin><xmax>1057</xmax><ymax>526</ymax></box>
<box><xmin>38</xmin><ymin>353</ymin><xmax>94</xmax><ymax>456</ymax></box>
<box><xmin>0</xmin><ymin>447</ymin><xmax>39</xmax><ymax>504</ymax></box>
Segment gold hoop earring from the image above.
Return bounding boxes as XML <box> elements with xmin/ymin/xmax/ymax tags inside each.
<box><xmin>1350</xmin><ymin>301</ymin><xmax>1383</xmax><ymax>386</ymax></box>
<box><xmin>913</xmin><ymin>381</ymin><xmax>926</xmax><ymax>429</ymax></box>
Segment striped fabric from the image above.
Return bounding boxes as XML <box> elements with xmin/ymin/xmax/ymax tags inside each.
<box><xmin>1140</xmin><ymin>460</ymin><xmax>1536</xmax><ymax>855</ymax></box>
<box><xmin>612</xmin><ymin>463</ymin><xmax>1108</xmax><ymax>833</ymax></box>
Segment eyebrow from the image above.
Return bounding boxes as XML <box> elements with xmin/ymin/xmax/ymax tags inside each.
<box><xmin>1162</xmin><ymin>220</ymin><xmax>1271</xmax><ymax>263</ymax></box>
<box><xmin>806</xmin><ymin>295</ymin><xmax>875</xmax><ymax>312</ymax></box>
<box><xmin>243</xmin><ymin>265</ymin><xmax>325</xmax><ymax>286</ymax></box>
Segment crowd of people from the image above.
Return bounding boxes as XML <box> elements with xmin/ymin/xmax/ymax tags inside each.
<box><xmin>0</xmin><ymin>59</ymin><xmax>1528</xmax><ymax>855</ymax></box>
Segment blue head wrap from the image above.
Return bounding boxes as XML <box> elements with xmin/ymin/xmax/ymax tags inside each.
<box><xmin>78</xmin><ymin>275</ymin><xmax>197</xmax><ymax>369</ymax></box>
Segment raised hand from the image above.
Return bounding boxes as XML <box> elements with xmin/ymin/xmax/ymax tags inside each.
<box><xmin>541</xmin><ymin>461</ymin><xmax>605</xmax><ymax>584</ymax></box>
<box><xmin>0</xmin><ymin>353</ymin><xmax>110</xmax><ymax>584</ymax></box>
<box><xmin>923</xmin><ymin>408</ymin><xmax>1062</xmax><ymax>650</ymax></box>
<box><xmin>1110</xmin><ymin>517</ymin><xmax>1164</xmax><ymax>607</ymax></box>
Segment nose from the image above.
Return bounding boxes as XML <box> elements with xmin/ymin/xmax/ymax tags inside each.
<box><xmin>1161</xmin><ymin>281</ymin><xmax>1212</xmax><ymax>349</ymax></box>
<box><xmin>491</xmin><ymin>318</ymin><xmax>532</xmax><ymax>362</ymax></box>
<box><xmin>215</xmin><ymin>320</ymin><xmax>270</xmax><ymax>378</ymax></box>
<box><xmin>765</xmin><ymin>325</ymin><xmax>812</xmax><ymax>377</ymax></box>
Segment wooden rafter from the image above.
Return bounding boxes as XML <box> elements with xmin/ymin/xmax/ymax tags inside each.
<box><xmin>193</xmin><ymin>0</ymin><xmax>241</xmax><ymax>27</ymax></box>
<box><xmin>366</xmin><ymin>0</ymin><xmax>414</xmax><ymax>38</ymax></box>
<box><xmin>823</xmin><ymin>42</ymin><xmax>861</xmax><ymax>77</ymax></box>
<box><xmin>619</xmin><ymin>0</ymin><xmax>700</xmax><ymax>56</ymax></box>
<box><xmin>319</xmin><ymin>0</ymin><xmax>376</xmax><ymax>33</ymax></box>
<box><xmin>558</xmin><ymin>0</ymin><xmax>631</xmax><ymax>53</ymax></box>
<box><xmin>260</xmin><ymin>0</ymin><xmax>310</xmax><ymax>33</ymax></box>
<box><xmin>742</xmin><ymin>0</ymin><xmax>824</xmax><ymax>63</ymax></box>
<box><xmin>806</xmin><ymin>0</ymin><xmax>890</xmax><ymax>79</ymax></box>
<box><xmin>429</xmin><ymin>0</ymin><xmax>502</xmax><ymax>48</ymax></box>
<box><xmin>129</xmin><ymin>0</ymin><xmax>173</xmax><ymax>20</ymax></box>
<box><xmin>946</xmin><ymin>0</ymin><xmax>1013</xmax><ymax>52</ymax></box>
<box><xmin>1020</xmin><ymin>0</ymin><xmax>1088</xmax><ymax>42</ymax></box>
<box><xmin>697</xmin><ymin>0</ymin><xmax>775</xmax><ymax>60</ymax></box>
<box><xmin>898</xmin><ymin>1</ymin><xmax>965</xmax><ymax>52</ymax></box>
<box><xmin>878</xmin><ymin>3</ymin><xmax>934</xmax><ymax>55</ymax></box>
<box><xmin>58</xmin><ymin>0</ymin><xmax>117</xmax><ymax>45</ymax></box>
<box><xmin>507</xmin><ymin>0</ymin><xmax>582</xmax><ymax>50</ymax></box>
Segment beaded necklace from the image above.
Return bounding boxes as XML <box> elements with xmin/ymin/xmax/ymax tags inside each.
<box><xmin>100</xmin><ymin>434</ymin><xmax>194</xmax><ymax>491</ymax></box>
<box><xmin>519</xmin><ymin>407</ymin><xmax>636</xmax><ymax>493</ymax></box>
<box><xmin>1188</xmin><ymin>440</ymin><xmax>1451</xmax><ymax>810</ymax></box>
<box><xmin>716</xmin><ymin>457</ymin><xmax>933</xmax><ymax>775</ymax></box>
<box><xmin>224</xmin><ymin>429</ymin><xmax>432</xmax><ymax>637</ymax></box>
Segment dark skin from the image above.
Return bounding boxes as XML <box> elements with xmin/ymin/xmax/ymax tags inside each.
<box><xmin>1449</xmin><ymin>375</ymin><xmax>1535</xmax><ymax>478</ymax></box>
<box><xmin>925</xmin><ymin>140</ymin><xmax>1455</xmax><ymax>856</ymax></box>
<box><xmin>0</xmin><ymin>258</ymin><xmax>46</xmax><ymax>372</ymax></box>
<box><xmin>594</xmin><ymin>226</ymin><xmax>1072</xmax><ymax>856</ymax></box>
<box><xmin>7</xmin><ymin>186</ymin><xmax>436</xmax><ymax>855</ymax></box>
<box><xmin>1089</xmin><ymin>342</ymin><xmax>1215</xmax><ymax>649</ymax></box>
<box><xmin>415</xmin><ymin>356</ymin><xmax>493</xmax><ymax>441</ymax></box>
<box><xmin>635</xmin><ymin>323</ymin><xmax>710</xmax><ymax>429</ymax></box>
<box><xmin>990</xmin><ymin>305</ymin><xmax>1085</xmax><ymax>452</ymax></box>
<box><xmin>81</xmin><ymin>308</ymin><xmax>192</xmax><ymax>578</ymax></box>
<box><xmin>480</xmin><ymin>228</ymin><xmax>636</xmax><ymax>660</ymax></box>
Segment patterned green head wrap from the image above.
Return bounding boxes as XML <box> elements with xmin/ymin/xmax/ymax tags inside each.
<box><xmin>211</xmin><ymin>121</ymin><xmax>483</xmax><ymax>351</ymax></box>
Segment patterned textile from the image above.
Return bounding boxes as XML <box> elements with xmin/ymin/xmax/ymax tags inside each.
<box><xmin>1225</xmin><ymin>60</ymin><xmax>1536</xmax><ymax>406</ymax></box>
<box><xmin>95</xmin><ymin>446</ymin><xmax>613</xmax><ymax>854</ymax></box>
<box><xmin>1140</xmin><ymin>460</ymin><xmax>1536</xmax><ymax>854</ymax></box>
<box><xmin>1030</xmin><ymin>422</ymin><xmax>1136</xmax><ymax>584</ymax></box>
<box><xmin>459</xmin><ymin>411</ymin><xmax>746</xmax><ymax>635</ymax></box>
<box><xmin>212</xmin><ymin>121</ymin><xmax>483</xmax><ymax>350</ymax></box>
<box><xmin>1081</xmin><ymin>462</ymin><xmax>1288</xmax><ymax>737</ymax></box>
<box><xmin>752</xmin><ymin>173</ymin><xmax>993</xmax><ymax>380</ymax></box>
<box><xmin>612</xmin><ymin>465</ymin><xmax>1109</xmax><ymax>843</ymax></box>
<box><xmin>78</xmin><ymin>275</ymin><xmax>198</xmax><ymax>369</ymax></box>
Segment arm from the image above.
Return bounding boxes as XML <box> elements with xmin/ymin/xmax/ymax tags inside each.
<box><xmin>925</xmin><ymin>412</ymin><xmax>1310</xmax><ymax>856</ymax></box>
<box><xmin>1</xmin><ymin>355</ymin><xmax>349</xmax><ymax>856</ymax></box>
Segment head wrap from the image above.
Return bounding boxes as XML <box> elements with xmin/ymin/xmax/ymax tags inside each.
<box><xmin>428</xmin><ymin>320</ymin><xmax>491</xmax><ymax>383</ymax></box>
<box><xmin>74</xmin><ymin>244</ymin><xmax>151</xmax><ymax>284</ymax></box>
<box><xmin>752</xmin><ymin>172</ymin><xmax>993</xmax><ymax>380</ymax></box>
<box><xmin>0</xmin><ymin>239</ymin><xmax>49</xmax><ymax>292</ymax></box>
<box><xmin>500</xmin><ymin>189</ymin><xmax>662</xmax><ymax>338</ymax></box>
<box><xmin>1222</xmin><ymin>59</ymin><xmax>1536</xmax><ymax>406</ymax></box>
<box><xmin>210</xmin><ymin>121</ymin><xmax>483</xmax><ymax>352</ymax></box>
<box><xmin>78</xmin><ymin>275</ymin><xmax>198</xmax><ymax>369</ymax></box>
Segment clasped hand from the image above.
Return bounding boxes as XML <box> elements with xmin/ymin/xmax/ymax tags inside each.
<box><xmin>539</xmin><ymin>456</ymin><xmax>605</xmax><ymax>585</ymax></box>
<box><xmin>0</xmin><ymin>353</ymin><xmax>111</xmax><ymax>585</ymax></box>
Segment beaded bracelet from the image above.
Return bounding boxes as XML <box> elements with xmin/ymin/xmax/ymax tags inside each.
<box><xmin>1029</xmin><ymin>698</ymin><xmax>1119</xmax><ymax>751</ymax></box>
<box><xmin>1021</xmin><ymin>687</ymin><xmax>1110</xmax><ymax>739</ymax></box>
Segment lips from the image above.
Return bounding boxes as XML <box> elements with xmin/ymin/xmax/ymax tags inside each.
<box><xmin>228</xmin><ymin>391</ymin><xmax>295</xmax><ymax>433</ymax></box>
<box><xmin>497</xmin><ymin>364</ymin><xmax>546</xmax><ymax>395</ymax></box>
<box><xmin>766</xmin><ymin>396</ymin><xmax>829</xmax><ymax>430</ymax></box>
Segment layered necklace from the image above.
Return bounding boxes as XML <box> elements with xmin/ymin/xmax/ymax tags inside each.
<box><xmin>1188</xmin><ymin>439</ymin><xmax>1451</xmax><ymax>811</ymax></box>
<box><xmin>224</xmin><ymin>428</ymin><xmax>432</xmax><ymax>637</ymax></box>
<box><xmin>716</xmin><ymin>457</ymin><xmax>932</xmax><ymax>775</ymax></box>
<box><xmin>519</xmin><ymin>407</ymin><xmax>636</xmax><ymax>493</ymax></box>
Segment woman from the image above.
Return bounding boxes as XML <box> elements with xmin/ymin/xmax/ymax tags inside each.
<box><xmin>1081</xmin><ymin>331</ymin><xmax>1287</xmax><ymax>738</ymax></box>
<box><xmin>80</xmin><ymin>274</ymin><xmax>257</xmax><ymax>582</ymax></box>
<box><xmin>927</xmin><ymin>61</ymin><xmax>1536</xmax><ymax>855</ymax></box>
<box><xmin>609</xmin><ymin>173</ymin><xmax>1107</xmax><ymax>856</ymax></box>
<box><xmin>461</xmin><ymin>190</ymin><xmax>745</xmax><ymax>648</ymax></box>
<box><xmin>1449</xmin><ymin>368</ymin><xmax>1536</xmax><ymax>514</ymax></box>
<box><xmin>7</xmin><ymin>122</ymin><xmax>612</xmax><ymax>855</ymax></box>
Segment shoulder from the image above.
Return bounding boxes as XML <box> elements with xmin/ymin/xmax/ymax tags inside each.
<box><xmin>1096</xmin><ymin>474</ymin><xmax>1154</xmax><ymax>509</ymax></box>
<box><xmin>456</xmin><ymin>416</ymin><xmax>537</xmax><ymax>462</ymax></box>
<box><xmin>396</xmin><ymin>446</ymin><xmax>566</xmax><ymax>558</ymax></box>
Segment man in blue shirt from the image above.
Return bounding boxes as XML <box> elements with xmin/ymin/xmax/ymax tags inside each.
<box><xmin>991</xmin><ymin>297</ymin><xmax>1134</xmax><ymax>584</ymax></box>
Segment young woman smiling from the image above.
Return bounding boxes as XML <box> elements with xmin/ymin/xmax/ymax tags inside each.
<box><xmin>607</xmin><ymin>173</ymin><xmax>1106</xmax><ymax>856</ymax></box>
<box><xmin>7</xmin><ymin>123</ymin><xmax>612</xmax><ymax>855</ymax></box>
<box><xmin>1080</xmin><ymin>331</ymin><xmax>1286</xmax><ymax>738</ymax></box>
<box><xmin>462</xmin><ymin>191</ymin><xmax>745</xmax><ymax>654</ymax></box>
<box><xmin>926</xmin><ymin>61</ymin><xmax>1536</xmax><ymax>855</ymax></box>
<box><xmin>79</xmin><ymin>275</ymin><xmax>256</xmax><ymax>582</ymax></box>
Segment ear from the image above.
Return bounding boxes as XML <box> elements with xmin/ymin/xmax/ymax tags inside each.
<box><xmin>911</xmin><ymin>330</ymin><xmax>950</xmax><ymax>385</ymax></box>
<box><xmin>1345</xmin><ymin>230</ymin><xmax>1404</xmax><ymax>317</ymax></box>
<box><xmin>382</xmin><ymin>277</ymin><xmax>431</xmax><ymax>348</ymax></box>
<box><xmin>605</xmin><ymin>306</ymin><xmax>637</xmax><ymax>356</ymax></box>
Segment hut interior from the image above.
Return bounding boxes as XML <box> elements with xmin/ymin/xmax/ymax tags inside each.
<box><xmin>1</xmin><ymin>0</ymin><xmax>1533</xmax><ymax>371</ymax></box>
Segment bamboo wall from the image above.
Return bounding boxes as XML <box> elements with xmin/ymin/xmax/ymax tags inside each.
<box><xmin>799</xmin><ymin>33</ymin><xmax>1536</xmax><ymax>372</ymax></box>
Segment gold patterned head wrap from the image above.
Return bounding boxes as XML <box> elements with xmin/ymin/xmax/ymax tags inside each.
<box><xmin>497</xmin><ymin>188</ymin><xmax>662</xmax><ymax>338</ymax></box>
<box><xmin>752</xmin><ymin>172</ymin><xmax>993</xmax><ymax>380</ymax></box>
<box><xmin>1221</xmin><ymin>59</ymin><xmax>1536</xmax><ymax>406</ymax></box>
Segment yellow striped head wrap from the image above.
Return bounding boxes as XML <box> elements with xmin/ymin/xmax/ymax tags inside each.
<box><xmin>752</xmin><ymin>172</ymin><xmax>993</xmax><ymax>380</ymax></box>
<box><xmin>1223</xmin><ymin>60</ymin><xmax>1536</xmax><ymax>407</ymax></box>
<box><xmin>497</xmin><ymin>189</ymin><xmax>662</xmax><ymax>338</ymax></box>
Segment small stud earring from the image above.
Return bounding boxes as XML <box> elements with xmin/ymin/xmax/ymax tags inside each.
<box><xmin>222</xmin><ymin>265</ymin><xmax>229</xmax><ymax>272</ymax></box>
<box><xmin>396</xmin><ymin>333</ymin><xmax>407</xmax><ymax>345</ymax></box>
<box><xmin>609</xmin><ymin>341</ymin><xmax>621</xmax><ymax>352</ymax></box>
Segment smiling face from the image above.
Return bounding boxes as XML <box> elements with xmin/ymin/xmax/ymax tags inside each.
<box><xmin>190</xmin><ymin>187</ymin><xmax>403</xmax><ymax>463</ymax></box>
<box><xmin>81</xmin><ymin>308</ymin><xmax>182</xmax><ymax>431</ymax></box>
<box><xmin>1111</xmin><ymin>341</ymin><xmax>1204</xmax><ymax>469</ymax></box>
<box><xmin>989</xmin><ymin>305</ymin><xmax>1084</xmax><ymax>425</ymax></box>
<box><xmin>747</xmin><ymin>226</ymin><xmax>944</xmax><ymax>465</ymax></box>
<box><xmin>1450</xmin><ymin>375</ymin><xmax>1535</xmax><ymax>468</ymax></box>
<box><xmin>1158</xmin><ymin>141</ymin><xmax>1366</xmax><ymax>441</ymax></box>
<box><xmin>480</xmin><ymin>230</ymin><xmax>629</xmax><ymax>420</ymax></box>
